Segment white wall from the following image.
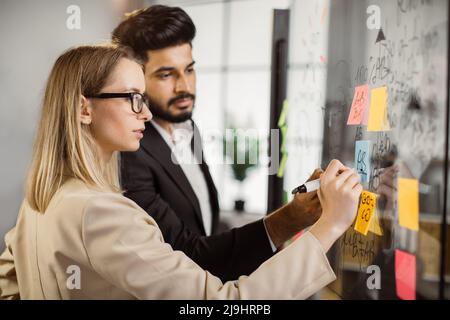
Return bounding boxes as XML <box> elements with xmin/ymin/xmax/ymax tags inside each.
<box><xmin>0</xmin><ymin>0</ymin><xmax>143</xmax><ymax>250</ymax></box>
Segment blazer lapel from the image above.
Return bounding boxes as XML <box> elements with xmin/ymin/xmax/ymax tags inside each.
<box><xmin>140</xmin><ymin>121</ymin><xmax>205</xmax><ymax>234</ymax></box>
<box><xmin>191</xmin><ymin>121</ymin><xmax>220</xmax><ymax>231</ymax></box>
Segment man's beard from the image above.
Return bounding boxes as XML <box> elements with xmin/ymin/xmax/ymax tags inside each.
<box><xmin>146</xmin><ymin>93</ymin><xmax>195</xmax><ymax>123</ymax></box>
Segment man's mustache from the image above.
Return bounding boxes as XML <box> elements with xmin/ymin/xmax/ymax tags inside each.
<box><xmin>168</xmin><ymin>93</ymin><xmax>196</xmax><ymax>106</ymax></box>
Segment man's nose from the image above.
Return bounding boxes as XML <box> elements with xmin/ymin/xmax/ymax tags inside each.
<box><xmin>175</xmin><ymin>74</ymin><xmax>191</xmax><ymax>93</ymax></box>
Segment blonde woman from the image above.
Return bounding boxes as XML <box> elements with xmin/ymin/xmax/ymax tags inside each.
<box><xmin>0</xmin><ymin>45</ymin><xmax>362</xmax><ymax>300</ymax></box>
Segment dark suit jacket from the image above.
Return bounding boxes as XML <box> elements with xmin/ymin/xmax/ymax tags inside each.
<box><xmin>120</xmin><ymin>120</ymin><xmax>274</xmax><ymax>281</ymax></box>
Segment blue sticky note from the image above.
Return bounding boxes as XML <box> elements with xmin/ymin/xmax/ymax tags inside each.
<box><xmin>355</xmin><ymin>140</ymin><xmax>370</xmax><ymax>182</ymax></box>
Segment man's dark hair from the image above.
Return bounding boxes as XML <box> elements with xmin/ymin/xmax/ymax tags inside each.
<box><xmin>112</xmin><ymin>5</ymin><xmax>196</xmax><ymax>63</ymax></box>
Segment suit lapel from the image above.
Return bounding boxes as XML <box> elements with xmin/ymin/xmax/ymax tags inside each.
<box><xmin>140</xmin><ymin>121</ymin><xmax>205</xmax><ymax>234</ymax></box>
<box><xmin>191</xmin><ymin>122</ymin><xmax>220</xmax><ymax>231</ymax></box>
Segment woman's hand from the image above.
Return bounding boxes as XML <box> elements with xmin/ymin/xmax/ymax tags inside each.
<box><xmin>310</xmin><ymin>159</ymin><xmax>363</xmax><ymax>252</ymax></box>
<box><xmin>318</xmin><ymin>159</ymin><xmax>362</xmax><ymax>232</ymax></box>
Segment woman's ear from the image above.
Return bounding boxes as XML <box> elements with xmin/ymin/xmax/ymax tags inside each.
<box><xmin>80</xmin><ymin>95</ymin><xmax>92</xmax><ymax>125</ymax></box>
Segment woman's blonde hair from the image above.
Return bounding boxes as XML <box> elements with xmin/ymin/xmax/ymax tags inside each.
<box><xmin>26</xmin><ymin>44</ymin><xmax>140</xmax><ymax>213</ymax></box>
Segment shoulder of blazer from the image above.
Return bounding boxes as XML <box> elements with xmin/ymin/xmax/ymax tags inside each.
<box><xmin>46</xmin><ymin>179</ymin><xmax>136</xmax><ymax>217</ymax></box>
<box><xmin>21</xmin><ymin>179</ymin><xmax>136</xmax><ymax>245</ymax></box>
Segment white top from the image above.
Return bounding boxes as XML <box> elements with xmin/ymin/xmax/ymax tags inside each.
<box><xmin>151</xmin><ymin>120</ymin><xmax>213</xmax><ymax>236</ymax></box>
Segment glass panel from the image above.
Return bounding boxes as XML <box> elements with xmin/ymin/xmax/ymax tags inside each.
<box><xmin>320</xmin><ymin>0</ymin><xmax>447</xmax><ymax>300</ymax></box>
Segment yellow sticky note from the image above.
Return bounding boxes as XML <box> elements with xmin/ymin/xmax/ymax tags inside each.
<box><xmin>398</xmin><ymin>178</ymin><xmax>419</xmax><ymax>231</ymax></box>
<box><xmin>355</xmin><ymin>191</ymin><xmax>377</xmax><ymax>235</ymax></box>
<box><xmin>369</xmin><ymin>207</ymin><xmax>383</xmax><ymax>236</ymax></box>
<box><xmin>368</xmin><ymin>86</ymin><xmax>390</xmax><ymax>131</ymax></box>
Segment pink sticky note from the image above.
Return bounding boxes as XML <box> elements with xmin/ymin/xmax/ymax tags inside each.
<box><xmin>347</xmin><ymin>84</ymin><xmax>369</xmax><ymax>125</ymax></box>
<box><xmin>395</xmin><ymin>249</ymin><xmax>416</xmax><ymax>300</ymax></box>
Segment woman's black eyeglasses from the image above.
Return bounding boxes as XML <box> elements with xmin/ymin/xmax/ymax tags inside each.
<box><xmin>85</xmin><ymin>92</ymin><xmax>148</xmax><ymax>114</ymax></box>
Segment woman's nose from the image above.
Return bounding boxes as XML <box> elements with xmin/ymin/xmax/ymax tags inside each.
<box><xmin>140</xmin><ymin>104</ymin><xmax>152</xmax><ymax>122</ymax></box>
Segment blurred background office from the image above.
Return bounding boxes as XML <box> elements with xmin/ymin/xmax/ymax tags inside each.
<box><xmin>0</xmin><ymin>0</ymin><xmax>325</xmax><ymax>241</ymax></box>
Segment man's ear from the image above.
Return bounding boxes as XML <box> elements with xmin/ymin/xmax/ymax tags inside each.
<box><xmin>80</xmin><ymin>95</ymin><xmax>92</xmax><ymax>125</ymax></box>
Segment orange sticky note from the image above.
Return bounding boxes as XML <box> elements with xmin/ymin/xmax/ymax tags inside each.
<box><xmin>368</xmin><ymin>86</ymin><xmax>390</xmax><ymax>131</ymax></box>
<box><xmin>398</xmin><ymin>178</ymin><xmax>419</xmax><ymax>231</ymax></box>
<box><xmin>354</xmin><ymin>191</ymin><xmax>377</xmax><ymax>236</ymax></box>
<box><xmin>369</xmin><ymin>207</ymin><xmax>383</xmax><ymax>236</ymax></box>
<box><xmin>395</xmin><ymin>249</ymin><xmax>416</xmax><ymax>300</ymax></box>
<box><xmin>347</xmin><ymin>84</ymin><xmax>369</xmax><ymax>125</ymax></box>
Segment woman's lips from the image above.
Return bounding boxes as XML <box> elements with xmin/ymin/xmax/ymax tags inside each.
<box><xmin>133</xmin><ymin>129</ymin><xmax>144</xmax><ymax>139</ymax></box>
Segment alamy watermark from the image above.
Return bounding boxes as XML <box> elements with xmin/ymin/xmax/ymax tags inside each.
<box><xmin>66</xmin><ymin>5</ymin><xmax>81</xmax><ymax>30</ymax></box>
<box><xmin>366</xmin><ymin>264</ymin><xmax>381</xmax><ymax>290</ymax></box>
<box><xmin>66</xmin><ymin>265</ymin><xmax>81</xmax><ymax>290</ymax></box>
<box><xmin>168</xmin><ymin>127</ymin><xmax>281</xmax><ymax>175</ymax></box>
<box><xmin>366</xmin><ymin>5</ymin><xmax>381</xmax><ymax>30</ymax></box>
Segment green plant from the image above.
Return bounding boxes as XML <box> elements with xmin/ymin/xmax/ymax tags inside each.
<box><xmin>223</xmin><ymin>128</ymin><xmax>260</xmax><ymax>182</ymax></box>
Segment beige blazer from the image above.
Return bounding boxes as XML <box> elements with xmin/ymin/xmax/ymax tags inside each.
<box><xmin>0</xmin><ymin>178</ymin><xmax>336</xmax><ymax>300</ymax></box>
